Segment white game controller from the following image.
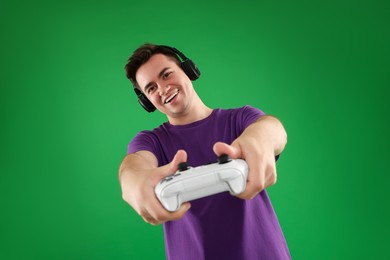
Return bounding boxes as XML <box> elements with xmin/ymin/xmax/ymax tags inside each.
<box><xmin>154</xmin><ymin>154</ymin><xmax>249</xmax><ymax>212</ymax></box>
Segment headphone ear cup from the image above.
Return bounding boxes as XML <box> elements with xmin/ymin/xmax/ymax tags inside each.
<box><xmin>138</xmin><ymin>96</ymin><xmax>156</xmax><ymax>113</ymax></box>
<box><xmin>133</xmin><ymin>88</ymin><xmax>156</xmax><ymax>112</ymax></box>
<box><xmin>181</xmin><ymin>59</ymin><xmax>201</xmax><ymax>81</ymax></box>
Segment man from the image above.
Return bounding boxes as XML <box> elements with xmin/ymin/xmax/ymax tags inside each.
<box><xmin>119</xmin><ymin>43</ymin><xmax>291</xmax><ymax>259</ymax></box>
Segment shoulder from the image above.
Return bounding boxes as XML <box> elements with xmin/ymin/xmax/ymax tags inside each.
<box><xmin>217</xmin><ymin>105</ymin><xmax>265</xmax><ymax>119</ymax></box>
<box><xmin>237</xmin><ymin>105</ymin><xmax>265</xmax><ymax>115</ymax></box>
<box><xmin>134</xmin><ymin>122</ymin><xmax>171</xmax><ymax>139</ymax></box>
<box><xmin>127</xmin><ymin>123</ymin><xmax>169</xmax><ymax>154</ymax></box>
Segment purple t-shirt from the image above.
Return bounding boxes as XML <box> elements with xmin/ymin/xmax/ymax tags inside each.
<box><xmin>128</xmin><ymin>105</ymin><xmax>291</xmax><ymax>260</ymax></box>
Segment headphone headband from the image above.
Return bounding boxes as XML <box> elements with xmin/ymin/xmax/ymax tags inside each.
<box><xmin>157</xmin><ymin>45</ymin><xmax>189</xmax><ymax>61</ymax></box>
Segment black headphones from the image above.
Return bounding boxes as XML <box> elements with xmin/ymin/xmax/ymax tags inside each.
<box><xmin>134</xmin><ymin>45</ymin><xmax>201</xmax><ymax>113</ymax></box>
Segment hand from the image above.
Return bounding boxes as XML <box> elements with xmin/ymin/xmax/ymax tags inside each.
<box><xmin>120</xmin><ymin>150</ymin><xmax>191</xmax><ymax>225</ymax></box>
<box><xmin>213</xmin><ymin>140</ymin><xmax>277</xmax><ymax>200</ymax></box>
<box><xmin>213</xmin><ymin>116</ymin><xmax>287</xmax><ymax>199</ymax></box>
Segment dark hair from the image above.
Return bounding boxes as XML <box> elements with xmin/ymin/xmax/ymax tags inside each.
<box><xmin>124</xmin><ymin>43</ymin><xmax>181</xmax><ymax>89</ymax></box>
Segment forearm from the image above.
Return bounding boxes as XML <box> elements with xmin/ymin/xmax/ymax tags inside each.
<box><xmin>233</xmin><ymin>115</ymin><xmax>287</xmax><ymax>156</ymax></box>
<box><xmin>119</xmin><ymin>151</ymin><xmax>157</xmax><ymax>182</ymax></box>
<box><xmin>118</xmin><ymin>151</ymin><xmax>156</xmax><ymax>208</ymax></box>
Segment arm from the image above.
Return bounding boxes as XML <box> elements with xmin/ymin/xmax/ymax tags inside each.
<box><xmin>213</xmin><ymin>115</ymin><xmax>287</xmax><ymax>199</ymax></box>
<box><xmin>119</xmin><ymin>150</ymin><xmax>191</xmax><ymax>225</ymax></box>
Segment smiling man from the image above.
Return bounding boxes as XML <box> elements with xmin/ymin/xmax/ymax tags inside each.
<box><xmin>135</xmin><ymin>53</ymin><xmax>211</xmax><ymax>125</ymax></box>
<box><xmin>119</xmin><ymin>43</ymin><xmax>291</xmax><ymax>260</ymax></box>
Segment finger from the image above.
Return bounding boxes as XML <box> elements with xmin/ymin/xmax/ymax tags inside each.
<box><xmin>140</xmin><ymin>206</ymin><xmax>157</xmax><ymax>225</ymax></box>
<box><xmin>237</xmin><ymin>156</ymin><xmax>266</xmax><ymax>200</ymax></box>
<box><xmin>213</xmin><ymin>142</ymin><xmax>241</xmax><ymax>159</ymax></box>
<box><xmin>169</xmin><ymin>202</ymin><xmax>191</xmax><ymax>221</ymax></box>
<box><xmin>237</xmin><ymin>180</ymin><xmax>263</xmax><ymax>200</ymax></box>
<box><xmin>152</xmin><ymin>150</ymin><xmax>188</xmax><ymax>184</ymax></box>
<box><xmin>147</xmin><ymin>201</ymin><xmax>191</xmax><ymax>225</ymax></box>
<box><xmin>170</xmin><ymin>149</ymin><xmax>188</xmax><ymax>170</ymax></box>
<box><xmin>142</xmin><ymin>215</ymin><xmax>156</xmax><ymax>225</ymax></box>
<box><xmin>264</xmin><ymin>163</ymin><xmax>277</xmax><ymax>188</ymax></box>
<box><xmin>145</xmin><ymin>202</ymin><xmax>171</xmax><ymax>225</ymax></box>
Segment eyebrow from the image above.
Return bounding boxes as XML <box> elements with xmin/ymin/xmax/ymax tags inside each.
<box><xmin>143</xmin><ymin>67</ymin><xmax>170</xmax><ymax>92</ymax></box>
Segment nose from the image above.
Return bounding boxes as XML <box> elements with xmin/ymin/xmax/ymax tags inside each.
<box><xmin>158</xmin><ymin>85</ymin><xmax>171</xmax><ymax>96</ymax></box>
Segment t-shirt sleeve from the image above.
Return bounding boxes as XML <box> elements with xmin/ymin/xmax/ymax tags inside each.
<box><xmin>238</xmin><ymin>105</ymin><xmax>280</xmax><ymax>161</ymax></box>
<box><xmin>239</xmin><ymin>105</ymin><xmax>266</xmax><ymax>130</ymax></box>
<box><xmin>127</xmin><ymin>131</ymin><xmax>159</xmax><ymax>155</ymax></box>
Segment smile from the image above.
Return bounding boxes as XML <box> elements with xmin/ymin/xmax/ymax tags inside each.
<box><xmin>164</xmin><ymin>90</ymin><xmax>179</xmax><ymax>104</ymax></box>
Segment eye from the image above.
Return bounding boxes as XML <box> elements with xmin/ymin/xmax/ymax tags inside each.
<box><xmin>147</xmin><ymin>85</ymin><xmax>157</xmax><ymax>95</ymax></box>
<box><xmin>162</xmin><ymin>71</ymin><xmax>172</xmax><ymax>79</ymax></box>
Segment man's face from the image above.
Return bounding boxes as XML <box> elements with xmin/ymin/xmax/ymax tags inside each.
<box><xmin>136</xmin><ymin>54</ymin><xmax>194</xmax><ymax>118</ymax></box>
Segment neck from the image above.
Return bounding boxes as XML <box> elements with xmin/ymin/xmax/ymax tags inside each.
<box><xmin>167</xmin><ymin>96</ymin><xmax>213</xmax><ymax>126</ymax></box>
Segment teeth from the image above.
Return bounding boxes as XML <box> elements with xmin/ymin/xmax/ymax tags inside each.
<box><xmin>165</xmin><ymin>91</ymin><xmax>178</xmax><ymax>104</ymax></box>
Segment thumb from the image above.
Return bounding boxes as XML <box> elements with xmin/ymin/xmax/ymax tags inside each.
<box><xmin>213</xmin><ymin>142</ymin><xmax>241</xmax><ymax>159</ymax></box>
<box><xmin>156</xmin><ymin>150</ymin><xmax>188</xmax><ymax>181</ymax></box>
<box><xmin>170</xmin><ymin>149</ymin><xmax>188</xmax><ymax>170</ymax></box>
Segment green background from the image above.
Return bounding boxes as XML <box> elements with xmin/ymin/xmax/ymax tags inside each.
<box><xmin>1</xmin><ymin>0</ymin><xmax>389</xmax><ymax>259</ymax></box>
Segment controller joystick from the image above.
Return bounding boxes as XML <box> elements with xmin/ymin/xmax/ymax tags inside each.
<box><xmin>155</xmin><ymin>156</ymin><xmax>248</xmax><ymax>212</ymax></box>
<box><xmin>178</xmin><ymin>162</ymin><xmax>189</xmax><ymax>172</ymax></box>
<box><xmin>218</xmin><ymin>154</ymin><xmax>230</xmax><ymax>164</ymax></box>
